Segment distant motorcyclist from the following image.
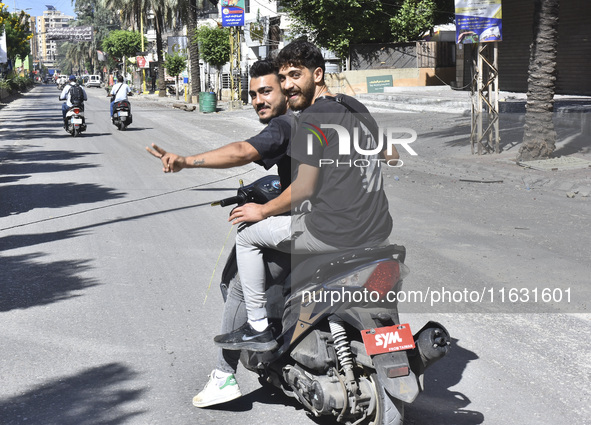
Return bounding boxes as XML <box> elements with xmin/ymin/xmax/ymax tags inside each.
<box><xmin>109</xmin><ymin>74</ymin><xmax>132</xmax><ymax>121</ymax></box>
<box><xmin>59</xmin><ymin>75</ymin><xmax>87</xmax><ymax>128</ymax></box>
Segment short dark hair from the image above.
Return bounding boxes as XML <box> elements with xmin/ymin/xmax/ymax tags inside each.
<box><xmin>249</xmin><ymin>59</ymin><xmax>278</xmax><ymax>79</ymax></box>
<box><xmin>275</xmin><ymin>40</ymin><xmax>325</xmax><ymax>74</ymax></box>
<box><xmin>117</xmin><ymin>74</ymin><xmax>124</xmax><ymax>82</ymax></box>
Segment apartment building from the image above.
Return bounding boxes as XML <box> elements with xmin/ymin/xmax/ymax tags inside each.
<box><xmin>36</xmin><ymin>5</ymin><xmax>74</xmax><ymax>71</ymax></box>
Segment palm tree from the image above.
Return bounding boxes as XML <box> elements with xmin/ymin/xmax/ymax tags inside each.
<box><xmin>517</xmin><ymin>0</ymin><xmax>560</xmax><ymax>162</ymax></box>
<box><xmin>177</xmin><ymin>0</ymin><xmax>206</xmax><ymax>99</ymax></box>
<box><xmin>101</xmin><ymin>0</ymin><xmax>177</xmax><ymax>97</ymax></box>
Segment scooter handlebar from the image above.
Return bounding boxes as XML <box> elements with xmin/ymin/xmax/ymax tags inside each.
<box><xmin>211</xmin><ymin>195</ymin><xmax>244</xmax><ymax>207</ymax></box>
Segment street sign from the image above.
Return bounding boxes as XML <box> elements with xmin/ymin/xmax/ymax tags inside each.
<box><xmin>167</xmin><ymin>36</ymin><xmax>188</xmax><ymax>56</ymax></box>
<box><xmin>136</xmin><ymin>56</ymin><xmax>149</xmax><ymax>69</ymax></box>
<box><xmin>367</xmin><ymin>75</ymin><xmax>393</xmax><ymax>93</ymax></box>
<box><xmin>221</xmin><ymin>0</ymin><xmax>245</xmax><ymax>27</ymax></box>
<box><xmin>455</xmin><ymin>0</ymin><xmax>502</xmax><ymax>44</ymax></box>
<box><xmin>46</xmin><ymin>26</ymin><xmax>94</xmax><ymax>42</ymax></box>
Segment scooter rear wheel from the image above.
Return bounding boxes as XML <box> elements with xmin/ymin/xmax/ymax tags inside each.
<box><xmin>370</xmin><ymin>373</ymin><xmax>404</xmax><ymax>425</ymax></box>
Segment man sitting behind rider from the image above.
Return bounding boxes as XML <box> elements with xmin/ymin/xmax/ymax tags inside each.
<box><xmin>110</xmin><ymin>74</ymin><xmax>132</xmax><ymax>119</ymax></box>
<box><xmin>59</xmin><ymin>75</ymin><xmax>87</xmax><ymax>128</ymax></box>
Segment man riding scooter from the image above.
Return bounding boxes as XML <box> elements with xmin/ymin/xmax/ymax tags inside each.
<box><xmin>59</xmin><ymin>75</ymin><xmax>87</xmax><ymax>129</ymax></box>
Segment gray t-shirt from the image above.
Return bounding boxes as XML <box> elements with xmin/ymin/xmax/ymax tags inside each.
<box><xmin>289</xmin><ymin>95</ymin><xmax>392</xmax><ymax>248</ymax></box>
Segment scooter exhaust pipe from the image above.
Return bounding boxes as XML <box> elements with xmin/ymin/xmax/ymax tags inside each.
<box><xmin>409</xmin><ymin>321</ymin><xmax>451</xmax><ymax>376</ymax></box>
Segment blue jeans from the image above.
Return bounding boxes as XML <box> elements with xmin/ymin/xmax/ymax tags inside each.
<box><xmin>61</xmin><ymin>103</ymin><xmax>69</xmax><ymax>121</ymax></box>
<box><xmin>110</xmin><ymin>100</ymin><xmax>115</xmax><ymax>118</ymax></box>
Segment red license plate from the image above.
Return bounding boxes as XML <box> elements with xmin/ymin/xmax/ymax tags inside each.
<box><xmin>361</xmin><ymin>324</ymin><xmax>415</xmax><ymax>356</ymax></box>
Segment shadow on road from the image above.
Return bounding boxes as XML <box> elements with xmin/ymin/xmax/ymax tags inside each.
<box><xmin>203</xmin><ymin>380</ymin><xmax>304</xmax><ymax>414</ymax></box>
<box><xmin>405</xmin><ymin>338</ymin><xmax>483</xmax><ymax>424</ymax></box>
<box><xmin>0</xmin><ymin>183</ymin><xmax>125</xmax><ymax>217</ymax></box>
<box><xmin>0</xmin><ymin>252</ymin><xmax>99</xmax><ymax>312</ymax></box>
<box><xmin>0</xmin><ymin>363</ymin><xmax>147</xmax><ymax>425</ymax></box>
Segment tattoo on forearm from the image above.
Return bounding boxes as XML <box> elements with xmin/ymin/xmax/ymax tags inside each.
<box><xmin>193</xmin><ymin>158</ymin><xmax>205</xmax><ymax>166</ymax></box>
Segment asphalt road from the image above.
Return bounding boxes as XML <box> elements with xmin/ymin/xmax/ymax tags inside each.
<box><xmin>1</xmin><ymin>84</ymin><xmax>590</xmax><ymax>425</ymax></box>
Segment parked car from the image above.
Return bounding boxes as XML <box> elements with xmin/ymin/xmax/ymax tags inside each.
<box><xmin>85</xmin><ymin>75</ymin><xmax>102</xmax><ymax>88</ymax></box>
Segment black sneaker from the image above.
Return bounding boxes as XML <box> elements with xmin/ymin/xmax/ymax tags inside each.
<box><xmin>214</xmin><ymin>322</ymin><xmax>278</xmax><ymax>351</ymax></box>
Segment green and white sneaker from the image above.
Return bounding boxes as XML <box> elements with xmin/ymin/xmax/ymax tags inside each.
<box><xmin>192</xmin><ymin>370</ymin><xmax>242</xmax><ymax>408</ymax></box>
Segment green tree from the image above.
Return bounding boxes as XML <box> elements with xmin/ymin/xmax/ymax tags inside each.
<box><xmin>5</xmin><ymin>11</ymin><xmax>33</xmax><ymax>69</ymax></box>
<box><xmin>164</xmin><ymin>52</ymin><xmax>186</xmax><ymax>100</ymax></box>
<box><xmin>282</xmin><ymin>0</ymin><xmax>453</xmax><ymax>59</ymax></box>
<box><xmin>390</xmin><ymin>0</ymin><xmax>437</xmax><ymax>43</ymax></box>
<box><xmin>194</xmin><ymin>24</ymin><xmax>230</xmax><ymax>98</ymax></box>
<box><xmin>102</xmin><ymin>30</ymin><xmax>145</xmax><ymax>80</ymax></box>
<box><xmin>194</xmin><ymin>25</ymin><xmax>230</xmax><ymax>68</ymax></box>
<box><xmin>0</xmin><ymin>4</ymin><xmax>10</xmax><ymax>31</ymax></box>
<box><xmin>102</xmin><ymin>30</ymin><xmax>144</xmax><ymax>59</ymax></box>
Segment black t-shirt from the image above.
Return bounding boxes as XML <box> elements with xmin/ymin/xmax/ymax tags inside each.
<box><xmin>289</xmin><ymin>95</ymin><xmax>393</xmax><ymax>248</ymax></box>
<box><xmin>246</xmin><ymin>113</ymin><xmax>293</xmax><ymax>190</ymax></box>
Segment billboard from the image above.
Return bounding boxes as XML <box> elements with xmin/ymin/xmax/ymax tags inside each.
<box><xmin>167</xmin><ymin>36</ymin><xmax>188</xmax><ymax>56</ymax></box>
<box><xmin>455</xmin><ymin>0</ymin><xmax>502</xmax><ymax>44</ymax></box>
<box><xmin>46</xmin><ymin>26</ymin><xmax>94</xmax><ymax>42</ymax></box>
<box><xmin>221</xmin><ymin>0</ymin><xmax>245</xmax><ymax>27</ymax></box>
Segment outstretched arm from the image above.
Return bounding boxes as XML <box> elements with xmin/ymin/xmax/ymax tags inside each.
<box><xmin>146</xmin><ymin>142</ymin><xmax>262</xmax><ymax>173</ymax></box>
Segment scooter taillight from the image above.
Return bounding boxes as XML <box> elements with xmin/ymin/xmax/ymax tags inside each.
<box><xmin>323</xmin><ymin>260</ymin><xmax>408</xmax><ymax>301</ymax></box>
<box><xmin>73</xmin><ymin>108</ymin><xmax>80</xmax><ymax>114</ymax></box>
<box><xmin>363</xmin><ymin>261</ymin><xmax>400</xmax><ymax>299</ymax></box>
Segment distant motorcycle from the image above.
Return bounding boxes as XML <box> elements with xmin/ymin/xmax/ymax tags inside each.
<box><xmin>64</xmin><ymin>105</ymin><xmax>87</xmax><ymax>137</ymax></box>
<box><xmin>111</xmin><ymin>99</ymin><xmax>132</xmax><ymax>131</ymax></box>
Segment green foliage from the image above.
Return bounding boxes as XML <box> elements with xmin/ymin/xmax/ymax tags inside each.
<box><xmin>0</xmin><ymin>76</ymin><xmax>34</xmax><ymax>93</ymax></box>
<box><xmin>281</xmin><ymin>0</ymin><xmax>454</xmax><ymax>58</ymax></box>
<box><xmin>102</xmin><ymin>30</ymin><xmax>145</xmax><ymax>59</ymax></box>
<box><xmin>164</xmin><ymin>53</ymin><xmax>187</xmax><ymax>77</ymax></box>
<box><xmin>390</xmin><ymin>0</ymin><xmax>436</xmax><ymax>43</ymax></box>
<box><xmin>194</xmin><ymin>25</ymin><xmax>231</xmax><ymax>68</ymax></box>
<box><xmin>5</xmin><ymin>11</ymin><xmax>33</xmax><ymax>63</ymax></box>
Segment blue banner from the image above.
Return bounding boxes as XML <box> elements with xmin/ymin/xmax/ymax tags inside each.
<box><xmin>222</xmin><ymin>0</ymin><xmax>245</xmax><ymax>27</ymax></box>
<box><xmin>455</xmin><ymin>0</ymin><xmax>502</xmax><ymax>43</ymax></box>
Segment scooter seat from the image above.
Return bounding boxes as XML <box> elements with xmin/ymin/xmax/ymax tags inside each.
<box><xmin>288</xmin><ymin>244</ymin><xmax>406</xmax><ymax>289</ymax></box>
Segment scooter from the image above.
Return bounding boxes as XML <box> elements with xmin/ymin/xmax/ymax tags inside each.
<box><xmin>212</xmin><ymin>176</ymin><xmax>451</xmax><ymax>425</ymax></box>
<box><xmin>112</xmin><ymin>99</ymin><xmax>132</xmax><ymax>131</ymax></box>
<box><xmin>64</xmin><ymin>105</ymin><xmax>86</xmax><ymax>137</ymax></box>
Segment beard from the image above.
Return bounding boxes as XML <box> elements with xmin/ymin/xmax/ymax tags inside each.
<box><xmin>257</xmin><ymin>101</ymin><xmax>287</xmax><ymax>124</ymax></box>
<box><xmin>287</xmin><ymin>79</ymin><xmax>316</xmax><ymax>111</ymax></box>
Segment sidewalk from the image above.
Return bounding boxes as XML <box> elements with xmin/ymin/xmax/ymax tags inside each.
<box><xmin>358</xmin><ymin>85</ymin><xmax>591</xmax><ymax>115</ymax></box>
<box><xmin>131</xmin><ymin>91</ymin><xmax>239</xmax><ymax>113</ymax></box>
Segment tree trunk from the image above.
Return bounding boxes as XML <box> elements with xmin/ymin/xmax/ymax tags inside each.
<box><xmin>187</xmin><ymin>0</ymin><xmax>201</xmax><ymax>98</ymax></box>
<box><xmin>517</xmin><ymin>0</ymin><xmax>560</xmax><ymax>162</ymax></box>
<box><xmin>154</xmin><ymin>9</ymin><xmax>167</xmax><ymax>98</ymax></box>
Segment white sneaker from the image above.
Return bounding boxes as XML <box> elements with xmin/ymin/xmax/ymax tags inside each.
<box><xmin>192</xmin><ymin>370</ymin><xmax>242</xmax><ymax>408</ymax></box>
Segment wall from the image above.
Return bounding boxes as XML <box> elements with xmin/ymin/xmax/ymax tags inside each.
<box><xmin>498</xmin><ymin>0</ymin><xmax>591</xmax><ymax>95</ymax></box>
<box><xmin>326</xmin><ymin>67</ymin><xmax>456</xmax><ymax>95</ymax></box>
